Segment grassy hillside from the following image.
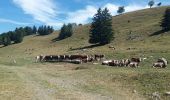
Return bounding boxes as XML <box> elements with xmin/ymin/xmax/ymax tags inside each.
<box><xmin>0</xmin><ymin>6</ymin><xmax>170</xmax><ymax>100</ymax></box>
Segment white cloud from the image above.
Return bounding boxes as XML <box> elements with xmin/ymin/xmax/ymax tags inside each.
<box><xmin>66</xmin><ymin>3</ymin><xmax>147</xmax><ymax>24</ymax></box>
<box><xmin>0</xmin><ymin>18</ymin><xmax>31</xmax><ymax>25</ymax></box>
<box><xmin>66</xmin><ymin>6</ymin><xmax>97</xmax><ymax>24</ymax></box>
<box><xmin>125</xmin><ymin>4</ymin><xmax>148</xmax><ymax>12</ymax></box>
<box><xmin>13</xmin><ymin>0</ymin><xmax>62</xmax><ymax>26</ymax></box>
<box><xmin>104</xmin><ymin>3</ymin><xmax>148</xmax><ymax>15</ymax></box>
<box><xmin>12</xmin><ymin>0</ymin><xmax>151</xmax><ymax>27</ymax></box>
<box><xmin>103</xmin><ymin>3</ymin><xmax>119</xmax><ymax>15</ymax></box>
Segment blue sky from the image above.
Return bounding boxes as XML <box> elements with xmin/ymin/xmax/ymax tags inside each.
<box><xmin>0</xmin><ymin>0</ymin><xmax>170</xmax><ymax>33</ymax></box>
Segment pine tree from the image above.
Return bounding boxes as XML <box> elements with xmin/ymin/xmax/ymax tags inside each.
<box><xmin>157</xmin><ymin>2</ymin><xmax>162</xmax><ymax>7</ymax></box>
<box><xmin>160</xmin><ymin>8</ymin><xmax>170</xmax><ymax>31</ymax></box>
<box><xmin>6</xmin><ymin>31</ymin><xmax>15</xmax><ymax>41</ymax></box>
<box><xmin>67</xmin><ymin>24</ymin><xmax>73</xmax><ymax>37</ymax></box>
<box><xmin>2</xmin><ymin>34</ymin><xmax>11</xmax><ymax>46</ymax></box>
<box><xmin>50</xmin><ymin>26</ymin><xmax>54</xmax><ymax>33</ymax></box>
<box><xmin>32</xmin><ymin>26</ymin><xmax>37</xmax><ymax>34</ymax></box>
<box><xmin>148</xmin><ymin>0</ymin><xmax>154</xmax><ymax>8</ymax></box>
<box><xmin>38</xmin><ymin>26</ymin><xmax>43</xmax><ymax>35</ymax></box>
<box><xmin>14</xmin><ymin>28</ymin><xmax>24</xmax><ymax>43</ymax></box>
<box><xmin>117</xmin><ymin>6</ymin><xmax>125</xmax><ymax>14</ymax></box>
<box><xmin>24</xmin><ymin>26</ymin><xmax>33</xmax><ymax>35</ymax></box>
<box><xmin>58</xmin><ymin>24</ymin><xmax>67</xmax><ymax>39</ymax></box>
<box><xmin>38</xmin><ymin>25</ymin><xmax>53</xmax><ymax>35</ymax></box>
<box><xmin>89</xmin><ymin>8</ymin><xmax>114</xmax><ymax>45</ymax></box>
<box><xmin>89</xmin><ymin>8</ymin><xmax>102</xmax><ymax>44</ymax></box>
<box><xmin>58</xmin><ymin>24</ymin><xmax>73</xmax><ymax>40</ymax></box>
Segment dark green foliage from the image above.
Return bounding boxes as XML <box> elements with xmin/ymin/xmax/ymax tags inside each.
<box><xmin>67</xmin><ymin>24</ymin><xmax>73</xmax><ymax>37</ymax></box>
<box><xmin>117</xmin><ymin>6</ymin><xmax>125</xmax><ymax>14</ymax></box>
<box><xmin>38</xmin><ymin>25</ymin><xmax>54</xmax><ymax>35</ymax></box>
<box><xmin>160</xmin><ymin>8</ymin><xmax>170</xmax><ymax>31</ymax></box>
<box><xmin>2</xmin><ymin>34</ymin><xmax>11</xmax><ymax>46</ymax></box>
<box><xmin>89</xmin><ymin>8</ymin><xmax>114</xmax><ymax>45</ymax></box>
<box><xmin>6</xmin><ymin>31</ymin><xmax>15</xmax><ymax>41</ymax></box>
<box><xmin>32</xmin><ymin>26</ymin><xmax>37</xmax><ymax>34</ymax></box>
<box><xmin>47</xmin><ymin>26</ymin><xmax>54</xmax><ymax>34</ymax></box>
<box><xmin>58</xmin><ymin>23</ymin><xmax>73</xmax><ymax>40</ymax></box>
<box><xmin>24</xmin><ymin>26</ymin><xmax>33</xmax><ymax>35</ymax></box>
<box><xmin>0</xmin><ymin>25</ymin><xmax>44</xmax><ymax>46</ymax></box>
<box><xmin>148</xmin><ymin>0</ymin><xmax>154</xmax><ymax>8</ymax></box>
<box><xmin>157</xmin><ymin>2</ymin><xmax>162</xmax><ymax>7</ymax></box>
<box><xmin>14</xmin><ymin>28</ymin><xmax>25</xmax><ymax>43</ymax></box>
<box><xmin>58</xmin><ymin>24</ymin><xmax>67</xmax><ymax>39</ymax></box>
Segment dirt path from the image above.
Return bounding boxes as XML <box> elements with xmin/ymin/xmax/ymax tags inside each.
<box><xmin>0</xmin><ymin>65</ymin><xmax>145</xmax><ymax>100</ymax></box>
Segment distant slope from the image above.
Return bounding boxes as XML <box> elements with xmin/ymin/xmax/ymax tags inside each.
<box><xmin>0</xmin><ymin>6</ymin><xmax>170</xmax><ymax>58</ymax></box>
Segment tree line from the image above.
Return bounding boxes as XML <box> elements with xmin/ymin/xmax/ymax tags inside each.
<box><xmin>0</xmin><ymin>25</ymin><xmax>54</xmax><ymax>46</ymax></box>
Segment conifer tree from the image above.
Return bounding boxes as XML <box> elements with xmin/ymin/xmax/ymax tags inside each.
<box><xmin>58</xmin><ymin>24</ymin><xmax>67</xmax><ymax>39</ymax></box>
<box><xmin>2</xmin><ymin>34</ymin><xmax>11</xmax><ymax>46</ymax></box>
<box><xmin>160</xmin><ymin>8</ymin><xmax>170</xmax><ymax>31</ymax></box>
<box><xmin>24</xmin><ymin>26</ymin><xmax>33</xmax><ymax>35</ymax></box>
<box><xmin>148</xmin><ymin>0</ymin><xmax>155</xmax><ymax>8</ymax></box>
<box><xmin>14</xmin><ymin>28</ymin><xmax>24</xmax><ymax>43</ymax></box>
<box><xmin>58</xmin><ymin>24</ymin><xmax>73</xmax><ymax>40</ymax></box>
<box><xmin>32</xmin><ymin>26</ymin><xmax>37</xmax><ymax>34</ymax></box>
<box><xmin>117</xmin><ymin>6</ymin><xmax>125</xmax><ymax>14</ymax></box>
<box><xmin>67</xmin><ymin>23</ymin><xmax>73</xmax><ymax>37</ymax></box>
<box><xmin>89</xmin><ymin>8</ymin><xmax>114</xmax><ymax>45</ymax></box>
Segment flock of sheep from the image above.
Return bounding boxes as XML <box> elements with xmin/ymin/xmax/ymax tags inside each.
<box><xmin>36</xmin><ymin>54</ymin><xmax>168</xmax><ymax>68</ymax></box>
<box><xmin>102</xmin><ymin>57</ymin><xmax>168</xmax><ymax>68</ymax></box>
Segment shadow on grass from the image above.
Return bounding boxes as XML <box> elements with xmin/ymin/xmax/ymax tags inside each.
<box><xmin>69</xmin><ymin>44</ymin><xmax>104</xmax><ymax>51</ymax></box>
<box><xmin>150</xmin><ymin>30</ymin><xmax>168</xmax><ymax>36</ymax></box>
<box><xmin>51</xmin><ymin>37</ymin><xmax>64</xmax><ymax>42</ymax></box>
<box><xmin>34</xmin><ymin>34</ymin><xmax>50</xmax><ymax>37</ymax></box>
<box><xmin>0</xmin><ymin>45</ymin><xmax>5</xmax><ymax>48</ymax></box>
<box><xmin>0</xmin><ymin>42</ymin><xmax>16</xmax><ymax>48</ymax></box>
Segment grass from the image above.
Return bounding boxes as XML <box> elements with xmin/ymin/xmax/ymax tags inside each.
<box><xmin>0</xmin><ymin>6</ymin><xmax>170</xmax><ymax>100</ymax></box>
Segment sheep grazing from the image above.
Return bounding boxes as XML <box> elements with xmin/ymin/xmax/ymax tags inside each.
<box><xmin>128</xmin><ymin>57</ymin><xmax>142</xmax><ymax>68</ymax></box>
<box><xmin>153</xmin><ymin>58</ymin><xmax>168</xmax><ymax>68</ymax></box>
<box><xmin>128</xmin><ymin>62</ymin><xmax>139</xmax><ymax>68</ymax></box>
<box><xmin>108</xmin><ymin>60</ymin><xmax>120</xmax><ymax>67</ymax></box>
<box><xmin>102</xmin><ymin>60</ymin><xmax>112</xmax><ymax>65</ymax></box>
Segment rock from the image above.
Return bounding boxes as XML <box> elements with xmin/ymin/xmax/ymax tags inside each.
<box><xmin>93</xmin><ymin>63</ymin><xmax>99</xmax><ymax>65</ymax></box>
<box><xmin>133</xmin><ymin>90</ymin><xmax>137</xmax><ymax>93</ymax></box>
<box><xmin>152</xmin><ymin>92</ymin><xmax>161</xmax><ymax>100</ymax></box>
<box><xmin>109</xmin><ymin>45</ymin><xmax>115</xmax><ymax>49</ymax></box>
<box><xmin>82</xmin><ymin>49</ymin><xmax>87</xmax><ymax>51</ymax></box>
<box><xmin>13</xmin><ymin>59</ymin><xmax>16</xmax><ymax>64</ymax></box>
<box><xmin>164</xmin><ymin>92</ymin><xmax>170</xmax><ymax>96</ymax></box>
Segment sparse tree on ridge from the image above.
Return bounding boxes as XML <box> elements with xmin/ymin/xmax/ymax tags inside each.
<box><xmin>157</xmin><ymin>2</ymin><xmax>162</xmax><ymax>7</ymax></box>
<box><xmin>160</xmin><ymin>8</ymin><xmax>170</xmax><ymax>32</ymax></box>
<box><xmin>117</xmin><ymin>6</ymin><xmax>125</xmax><ymax>14</ymax></box>
<box><xmin>89</xmin><ymin>8</ymin><xmax>114</xmax><ymax>45</ymax></box>
<box><xmin>148</xmin><ymin>0</ymin><xmax>155</xmax><ymax>8</ymax></box>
